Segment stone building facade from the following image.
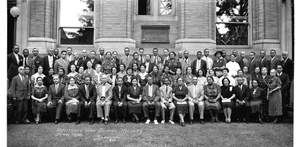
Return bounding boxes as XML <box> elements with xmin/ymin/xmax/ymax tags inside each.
<box><xmin>12</xmin><ymin>0</ymin><xmax>294</xmax><ymax>58</ymax></box>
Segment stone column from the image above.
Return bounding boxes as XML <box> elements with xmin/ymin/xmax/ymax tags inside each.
<box><xmin>94</xmin><ymin>0</ymin><xmax>136</xmax><ymax>53</ymax></box>
<box><xmin>175</xmin><ymin>0</ymin><xmax>216</xmax><ymax>53</ymax></box>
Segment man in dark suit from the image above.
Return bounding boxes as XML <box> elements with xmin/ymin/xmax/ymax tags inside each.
<box><xmin>142</xmin><ymin>76</ymin><xmax>161</xmax><ymax>125</ymax></box>
<box><xmin>240</xmin><ymin>51</ymin><xmax>249</xmax><ymax>69</ymax></box>
<box><xmin>8</xmin><ymin>45</ymin><xmax>23</xmax><ymax>87</ymax></box>
<box><xmin>10</xmin><ymin>66</ymin><xmax>31</xmax><ymax>124</ymax></box>
<box><xmin>47</xmin><ymin>75</ymin><xmax>65</xmax><ymax>124</ymax></box>
<box><xmin>42</xmin><ymin>48</ymin><xmax>55</xmax><ymax>75</ymax></box>
<box><xmin>150</xmin><ymin>48</ymin><xmax>161</xmax><ymax>65</ymax></box>
<box><xmin>53</xmin><ymin>48</ymin><xmax>60</xmax><ymax>60</ymax></box>
<box><xmin>234</xmin><ymin>77</ymin><xmax>250</xmax><ymax>123</ymax></box>
<box><xmin>89</xmin><ymin>50</ymin><xmax>101</xmax><ymax>69</ymax></box>
<box><xmin>68</xmin><ymin>52</ymin><xmax>83</xmax><ymax>73</ymax></box>
<box><xmin>191</xmin><ymin>51</ymin><xmax>207</xmax><ymax>76</ymax></box>
<box><xmin>78</xmin><ymin>76</ymin><xmax>97</xmax><ymax>124</ymax></box>
<box><xmin>112</xmin><ymin>51</ymin><xmax>121</xmax><ymax>72</ymax></box>
<box><xmin>31</xmin><ymin>48</ymin><xmax>43</xmax><ymax>73</ymax></box>
<box><xmin>270</xmin><ymin>49</ymin><xmax>281</xmax><ymax>71</ymax></box>
<box><xmin>232</xmin><ymin>50</ymin><xmax>244</xmax><ymax>70</ymax></box>
<box><xmin>113</xmin><ymin>77</ymin><xmax>128</xmax><ymax>124</ymax></box>
<box><xmin>221</xmin><ymin>50</ymin><xmax>230</xmax><ymax>63</ymax></box>
<box><xmin>142</xmin><ymin>54</ymin><xmax>154</xmax><ymax>73</ymax></box>
<box><xmin>22</xmin><ymin>49</ymin><xmax>36</xmax><ymax>76</ymax></box>
<box><xmin>80</xmin><ymin>49</ymin><xmax>91</xmax><ymax>70</ymax></box>
<box><xmin>276</xmin><ymin>65</ymin><xmax>290</xmax><ymax>122</ymax></box>
<box><xmin>96</xmin><ymin>47</ymin><xmax>105</xmax><ymax>63</ymax></box>
<box><xmin>249</xmin><ymin>52</ymin><xmax>260</xmax><ymax>75</ymax></box>
<box><xmin>260</xmin><ymin>50</ymin><xmax>271</xmax><ymax>73</ymax></box>
<box><xmin>281</xmin><ymin>51</ymin><xmax>294</xmax><ymax>81</ymax></box>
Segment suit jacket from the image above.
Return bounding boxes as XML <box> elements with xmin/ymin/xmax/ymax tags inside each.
<box><xmin>113</xmin><ymin>85</ymin><xmax>127</xmax><ymax>103</ymax></box>
<box><xmin>242</xmin><ymin>58</ymin><xmax>249</xmax><ymax>69</ymax></box>
<box><xmin>120</xmin><ymin>55</ymin><xmax>133</xmax><ymax>69</ymax></box>
<box><xmin>42</xmin><ymin>55</ymin><xmax>56</xmax><ymax>75</ymax></box>
<box><xmin>180</xmin><ymin>58</ymin><xmax>192</xmax><ymax>75</ymax></box>
<box><xmin>160</xmin><ymin>85</ymin><xmax>173</xmax><ymax>102</ymax></box>
<box><xmin>53</xmin><ymin>55</ymin><xmax>60</xmax><ymax>61</ymax></box>
<box><xmin>249</xmin><ymin>58</ymin><xmax>260</xmax><ymax>75</ymax></box>
<box><xmin>66</xmin><ymin>55</ymin><xmax>74</xmax><ymax>62</ymax></box>
<box><xmin>7</xmin><ymin>53</ymin><xmax>23</xmax><ymax>80</ymax></box>
<box><xmin>150</xmin><ymin>55</ymin><xmax>161</xmax><ymax>65</ymax></box>
<box><xmin>48</xmin><ymin>83</ymin><xmax>65</xmax><ymax>103</ymax></box>
<box><xmin>32</xmin><ymin>56</ymin><xmax>43</xmax><ymax>73</ymax></box>
<box><xmin>88</xmin><ymin>58</ymin><xmax>102</xmax><ymax>69</ymax></box>
<box><xmin>80</xmin><ymin>56</ymin><xmax>91</xmax><ymax>70</ymax></box>
<box><xmin>79</xmin><ymin>84</ymin><xmax>97</xmax><ymax>102</ymax></box>
<box><xmin>22</xmin><ymin>56</ymin><xmax>36</xmax><ymax>76</ymax></box>
<box><xmin>281</xmin><ymin>58</ymin><xmax>294</xmax><ymax>81</ymax></box>
<box><xmin>260</xmin><ymin>57</ymin><xmax>271</xmax><ymax>72</ymax></box>
<box><xmin>191</xmin><ymin>59</ymin><xmax>207</xmax><ymax>76</ymax></box>
<box><xmin>162</xmin><ymin>56</ymin><xmax>170</xmax><ymax>65</ymax></box>
<box><xmin>235</xmin><ymin>56</ymin><xmax>244</xmax><ymax>70</ymax></box>
<box><xmin>278</xmin><ymin>72</ymin><xmax>290</xmax><ymax>97</ymax></box>
<box><xmin>270</xmin><ymin>56</ymin><xmax>281</xmax><ymax>71</ymax></box>
<box><xmin>10</xmin><ymin>75</ymin><xmax>30</xmax><ymax>100</ymax></box>
<box><xmin>142</xmin><ymin>62</ymin><xmax>154</xmax><ymax>73</ymax></box>
<box><xmin>128</xmin><ymin>59</ymin><xmax>142</xmax><ymax>69</ymax></box>
<box><xmin>96</xmin><ymin>83</ymin><xmax>113</xmax><ymax>101</ymax></box>
<box><xmin>234</xmin><ymin>84</ymin><xmax>250</xmax><ymax>101</ymax></box>
<box><xmin>142</xmin><ymin>84</ymin><xmax>160</xmax><ymax>102</ymax></box>
<box><xmin>68</xmin><ymin>59</ymin><xmax>84</xmax><ymax>73</ymax></box>
<box><xmin>187</xmin><ymin>84</ymin><xmax>204</xmax><ymax>101</ymax></box>
<box><xmin>96</xmin><ymin>54</ymin><xmax>105</xmax><ymax>63</ymax></box>
<box><xmin>54</xmin><ymin>58</ymin><xmax>69</xmax><ymax>74</ymax></box>
<box><xmin>138</xmin><ymin>55</ymin><xmax>146</xmax><ymax>64</ymax></box>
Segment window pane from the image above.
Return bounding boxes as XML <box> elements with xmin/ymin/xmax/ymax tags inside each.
<box><xmin>216</xmin><ymin>23</ymin><xmax>248</xmax><ymax>45</ymax></box>
<box><xmin>60</xmin><ymin>28</ymin><xmax>94</xmax><ymax>45</ymax></box>
<box><xmin>216</xmin><ymin>0</ymin><xmax>248</xmax><ymax>16</ymax></box>
<box><xmin>216</xmin><ymin>16</ymin><xmax>248</xmax><ymax>23</ymax></box>
<box><xmin>60</xmin><ymin>0</ymin><xmax>94</xmax><ymax>27</ymax></box>
<box><xmin>160</xmin><ymin>0</ymin><xmax>172</xmax><ymax>15</ymax></box>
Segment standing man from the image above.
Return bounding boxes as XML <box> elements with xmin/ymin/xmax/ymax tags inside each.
<box><xmin>270</xmin><ymin>49</ymin><xmax>281</xmax><ymax>71</ymax></box>
<box><xmin>102</xmin><ymin>52</ymin><xmax>116</xmax><ymax>74</ymax></box>
<box><xmin>162</xmin><ymin>48</ymin><xmax>170</xmax><ymax>65</ymax></box>
<box><xmin>178</xmin><ymin>51</ymin><xmax>184</xmax><ymax>62</ymax></box>
<box><xmin>10</xmin><ymin>66</ymin><xmax>31</xmax><ymax>124</ymax></box>
<box><xmin>281</xmin><ymin>51</ymin><xmax>294</xmax><ymax>81</ymax></box>
<box><xmin>22</xmin><ymin>48</ymin><xmax>35</xmax><ymax>76</ymax></box>
<box><xmin>31</xmin><ymin>48</ymin><xmax>43</xmax><ymax>73</ymax></box>
<box><xmin>66</xmin><ymin>47</ymin><xmax>74</xmax><ymax>62</ymax></box>
<box><xmin>191</xmin><ymin>51</ymin><xmax>207</xmax><ymax>76</ymax></box>
<box><xmin>143</xmin><ymin>54</ymin><xmax>154</xmax><ymax>73</ymax></box>
<box><xmin>42</xmin><ymin>48</ymin><xmax>55</xmax><ymax>75</ymax></box>
<box><xmin>187</xmin><ymin>77</ymin><xmax>205</xmax><ymax>124</ymax></box>
<box><xmin>113</xmin><ymin>77</ymin><xmax>128</xmax><ymax>124</ymax></box>
<box><xmin>221</xmin><ymin>50</ymin><xmax>230</xmax><ymax>63</ymax></box>
<box><xmin>260</xmin><ymin>50</ymin><xmax>271</xmax><ymax>73</ymax></box>
<box><xmin>53</xmin><ymin>48</ymin><xmax>60</xmax><ymax>60</ymax></box>
<box><xmin>138</xmin><ymin>48</ymin><xmax>146</xmax><ymax>64</ymax></box>
<box><xmin>142</xmin><ymin>76</ymin><xmax>161</xmax><ymax>125</ymax></box>
<box><xmin>151</xmin><ymin>48</ymin><xmax>160</xmax><ymax>65</ymax></box>
<box><xmin>232</xmin><ymin>50</ymin><xmax>244</xmax><ymax>69</ymax></box>
<box><xmin>89</xmin><ymin>50</ymin><xmax>102</xmax><ymax>69</ymax></box>
<box><xmin>8</xmin><ymin>45</ymin><xmax>23</xmax><ymax>86</ymax></box>
<box><xmin>180</xmin><ymin>50</ymin><xmax>192</xmax><ymax>75</ymax></box>
<box><xmin>78</xmin><ymin>76</ymin><xmax>97</xmax><ymax>125</ymax></box>
<box><xmin>120</xmin><ymin>47</ymin><xmax>133</xmax><ymax>69</ymax></box>
<box><xmin>97</xmin><ymin>47</ymin><xmax>105</xmax><ymax>63</ymax></box>
<box><xmin>112</xmin><ymin>51</ymin><xmax>121</xmax><ymax>71</ymax></box>
<box><xmin>68</xmin><ymin>52</ymin><xmax>83</xmax><ymax>73</ymax></box>
<box><xmin>248</xmin><ymin>52</ymin><xmax>260</xmax><ymax>75</ymax></box>
<box><xmin>54</xmin><ymin>50</ymin><xmax>69</xmax><ymax>75</ymax></box>
<box><xmin>47</xmin><ymin>75</ymin><xmax>65</xmax><ymax>124</ymax></box>
<box><xmin>240</xmin><ymin>51</ymin><xmax>249</xmax><ymax>69</ymax></box>
<box><xmin>80</xmin><ymin>49</ymin><xmax>90</xmax><ymax>70</ymax></box>
<box><xmin>201</xmin><ymin>49</ymin><xmax>213</xmax><ymax>73</ymax></box>
<box><xmin>276</xmin><ymin>65</ymin><xmax>290</xmax><ymax>122</ymax></box>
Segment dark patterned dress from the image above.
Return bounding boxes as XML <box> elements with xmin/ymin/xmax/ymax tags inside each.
<box><xmin>127</xmin><ymin>86</ymin><xmax>143</xmax><ymax>114</ymax></box>
<box><xmin>258</xmin><ymin>75</ymin><xmax>270</xmax><ymax>116</ymax></box>
<box><xmin>204</xmin><ymin>83</ymin><xmax>221</xmax><ymax>110</ymax></box>
<box><xmin>249</xmin><ymin>87</ymin><xmax>264</xmax><ymax>114</ymax></box>
<box><xmin>268</xmin><ymin>77</ymin><xmax>283</xmax><ymax>116</ymax></box>
<box><xmin>32</xmin><ymin>85</ymin><xmax>48</xmax><ymax>114</ymax></box>
<box><xmin>64</xmin><ymin>85</ymin><xmax>80</xmax><ymax>115</ymax></box>
<box><xmin>173</xmin><ymin>86</ymin><xmax>188</xmax><ymax>114</ymax></box>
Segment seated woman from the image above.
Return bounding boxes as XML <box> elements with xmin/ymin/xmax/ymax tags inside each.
<box><xmin>206</xmin><ymin>69</ymin><xmax>220</xmax><ymax>86</ymax></box>
<box><xmin>109</xmin><ymin>67</ymin><xmax>118</xmax><ymax>87</ymax></box>
<box><xmin>31</xmin><ymin>77</ymin><xmax>48</xmax><ymax>125</ymax></box>
<box><xmin>220</xmin><ymin>78</ymin><xmax>236</xmax><ymax>123</ymax></box>
<box><xmin>127</xmin><ymin>78</ymin><xmax>143</xmax><ymax>123</ymax></box>
<box><xmin>204</xmin><ymin>76</ymin><xmax>221</xmax><ymax>123</ymax></box>
<box><xmin>243</xmin><ymin>66</ymin><xmax>252</xmax><ymax>87</ymax></box>
<box><xmin>148</xmin><ymin>65</ymin><xmax>161</xmax><ymax>87</ymax></box>
<box><xmin>183</xmin><ymin>67</ymin><xmax>195</xmax><ymax>87</ymax></box>
<box><xmin>43</xmin><ymin>68</ymin><xmax>54</xmax><ymax>88</ymax></box>
<box><xmin>123</xmin><ymin>68</ymin><xmax>135</xmax><ymax>87</ymax></box>
<box><xmin>172</xmin><ymin>77</ymin><xmax>189</xmax><ymax>127</ymax></box>
<box><xmin>67</xmin><ymin>64</ymin><xmax>78</xmax><ymax>78</ymax></box>
<box><xmin>172</xmin><ymin>68</ymin><xmax>184</xmax><ymax>88</ymax></box>
<box><xmin>161</xmin><ymin>66</ymin><xmax>173</xmax><ymax>86</ymax></box>
<box><xmin>64</xmin><ymin>77</ymin><xmax>80</xmax><ymax>124</ymax></box>
<box><xmin>250</xmin><ymin>79</ymin><xmax>264</xmax><ymax>124</ymax></box>
<box><xmin>212</xmin><ymin>51</ymin><xmax>226</xmax><ymax>77</ymax></box>
<box><xmin>58</xmin><ymin>68</ymin><xmax>68</xmax><ymax>85</ymax></box>
<box><xmin>31</xmin><ymin>65</ymin><xmax>46</xmax><ymax>86</ymax></box>
<box><xmin>235</xmin><ymin>70</ymin><xmax>248</xmax><ymax>87</ymax></box>
<box><xmin>197</xmin><ymin>69</ymin><xmax>206</xmax><ymax>88</ymax></box>
<box><xmin>138</xmin><ymin>64</ymin><xmax>148</xmax><ymax>87</ymax></box>
<box><xmin>74</xmin><ymin>66</ymin><xmax>85</xmax><ymax>85</ymax></box>
<box><xmin>117</xmin><ymin>64</ymin><xmax>127</xmax><ymax>79</ymax></box>
<box><xmin>84</xmin><ymin>61</ymin><xmax>96</xmax><ymax>78</ymax></box>
<box><xmin>132</xmin><ymin>63</ymin><xmax>140</xmax><ymax>76</ymax></box>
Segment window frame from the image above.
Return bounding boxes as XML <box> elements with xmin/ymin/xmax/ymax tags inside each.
<box><xmin>57</xmin><ymin>0</ymin><xmax>96</xmax><ymax>47</ymax></box>
<box><xmin>215</xmin><ymin>0</ymin><xmax>252</xmax><ymax>49</ymax></box>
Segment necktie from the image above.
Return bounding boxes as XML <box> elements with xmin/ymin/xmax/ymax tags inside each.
<box><xmin>197</xmin><ymin>60</ymin><xmax>200</xmax><ymax>71</ymax></box>
<box><xmin>166</xmin><ymin>86</ymin><xmax>168</xmax><ymax>94</ymax></box>
<box><xmin>55</xmin><ymin>84</ymin><xmax>59</xmax><ymax>94</ymax></box>
<box><xmin>24</xmin><ymin>57</ymin><xmax>27</xmax><ymax>66</ymax></box>
<box><xmin>85</xmin><ymin>85</ymin><xmax>89</xmax><ymax>99</ymax></box>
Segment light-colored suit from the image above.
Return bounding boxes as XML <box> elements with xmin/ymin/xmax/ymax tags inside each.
<box><xmin>142</xmin><ymin>84</ymin><xmax>161</xmax><ymax>118</ymax></box>
<box><xmin>23</xmin><ymin>56</ymin><xmax>36</xmax><ymax>76</ymax></box>
<box><xmin>187</xmin><ymin>84</ymin><xmax>205</xmax><ymax>119</ymax></box>
<box><xmin>54</xmin><ymin>58</ymin><xmax>69</xmax><ymax>75</ymax></box>
<box><xmin>160</xmin><ymin>85</ymin><xmax>175</xmax><ymax>121</ymax></box>
<box><xmin>96</xmin><ymin>83</ymin><xmax>112</xmax><ymax>118</ymax></box>
<box><xmin>120</xmin><ymin>55</ymin><xmax>133</xmax><ymax>69</ymax></box>
<box><xmin>180</xmin><ymin>58</ymin><xmax>192</xmax><ymax>75</ymax></box>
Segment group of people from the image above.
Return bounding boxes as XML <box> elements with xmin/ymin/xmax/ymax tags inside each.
<box><xmin>8</xmin><ymin>45</ymin><xmax>294</xmax><ymax>127</ymax></box>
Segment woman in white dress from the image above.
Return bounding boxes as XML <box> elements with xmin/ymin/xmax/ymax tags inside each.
<box><xmin>226</xmin><ymin>54</ymin><xmax>241</xmax><ymax>78</ymax></box>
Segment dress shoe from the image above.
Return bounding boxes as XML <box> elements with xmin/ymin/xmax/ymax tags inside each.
<box><xmin>169</xmin><ymin>120</ymin><xmax>175</xmax><ymax>125</ymax></box>
<box><xmin>54</xmin><ymin>119</ymin><xmax>59</xmax><ymax>125</ymax></box>
<box><xmin>182</xmin><ymin>122</ymin><xmax>186</xmax><ymax>127</ymax></box>
<box><xmin>273</xmin><ymin>118</ymin><xmax>278</xmax><ymax>124</ymax></box>
<box><xmin>210</xmin><ymin>118</ymin><xmax>214</xmax><ymax>123</ymax></box>
<box><xmin>75</xmin><ymin>120</ymin><xmax>80</xmax><ymax>125</ymax></box>
<box><xmin>189</xmin><ymin>120</ymin><xmax>193</xmax><ymax>125</ymax></box>
<box><xmin>259</xmin><ymin>119</ymin><xmax>263</xmax><ymax>124</ymax></box>
<box><xmin>215</xmin><ymin>118</ymin><xmax>219</xmax><ymax>123</ymax></box>
<box><xmin>135</xmin><ymin>119</ymin><xmax>139</xmax><ymax>124</ymax></box>
<box><xmin>89</xmin><ymin>119</ymin><xmax>95</xmax><ymax>125</ymax></box>
<box><xmin>200</xmin><ymin>119</ymin><xmax>204</xmax><ymax>124</ymax></box>
<box><xmin>100</xmin><ymin>119</ymin><xmax>104</xmax><ymax>124</ymax></box>
<box><xmin>236</xmin><ymin>119</ymin><xmax>240</xmax><ymax>123</ymax></box>
<box><xmin>115</xmin><ymin>119</ymin><xmax>119</xmax><ymax>124</ymax></box>
<box><xmin>122</xmin><ymin>118</ymin><xmax>126</xmax><ymax>124</ymax></box>
<box><xmin>23</xmin><ymin>119</ymin><xmax>30</xmax><ymax>124</ymax></box>
<box><xmin>105</xmin><ymin>120</ymin><xmax>108</xmax><ymax>125</ymax></box>
<box><xmin>154</xmin><ymin>120</ymin><xmax>158</xmax><ymax>125</ymax></box>
<box><xmin>145</xmin><ymin>119</ymin><xmax>150</xmax><ymax>125</ymax></box>
<box><xmin>35</xmin><ymin>121</ymin><xmax>39</xmax><ymax>125</ymax></box>
<box><xmin>15</xmin><ymin>121</ymin><xmax>20</xmax><ymax>125</ymax></box>
<box><xmin>68</xmin><ymin>117</ymin><xmax>71</xmax><ymax>123</ymax></box>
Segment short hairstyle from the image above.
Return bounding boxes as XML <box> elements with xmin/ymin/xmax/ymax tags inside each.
<box><xmin>124</xmin><ymin>47</ymin><xmax>130</xmax><ymax>51</ymax></box>
<box><xmin>206</xmin><ymin>76</ymin><xmax>214</xmax><ymax>82</ymax></box>
<box><xmin>153</xmin><ymin>48</ymin><xmax>158</xmax><ymax>51</ymax></box>
<box><xmin>197</xmin><ymin>51</ymin><xmax>202</xmax><ymax>54</ymax></box>
<box><xmin>36</xmin><ymin>77</ymin><xmax>43</xmax><ymax>81</ymax></box>
<box><xmin>282</xmin><ymin>51</ymin><xmax>288</xmax><ymax>55</ymax></box>
<box><xmin>270</xmin><ymin>49</ymin><xmax>276</xmax><ymax>53</ymax></box>
<box><xmin>61</xmin><ymin>50</ymin><xmax>67</xmax><ymax>54</ymax></box>
<box><xmin>251</xmin><ymin>79</ymin><xmax>259</xmax><ymax>86</ymax></box>
<box><xmin>66</xmin><ymin>47</ymin><xmax>73</xmax><ymax>50</ymax></box>
<box><xmin>24</xmin><ymin>65</ymin><xmax>30</xmax><ymax>69</ymax></box>
<box><xmin>223</xmin><ymin>68</ymin><xmax>229</xmax><ymax>73</ymax></box>
<box><xmin>197</xmin><ymin>69</ymin><xmax>204</xmax><ymax>77</ymax></box>
<box><xmin>250</xmin><ymin>51</ymin><xmax>256</xmax><ymax>55</ymax></box>
<box><xmin>139</xmin><ymin>48</ymin><xmax>144</xmax><ymax>51</ymax></box>
<box><xmin>58</xmin><ymin>68</ymin><xmax>65</xmax><ymax>74</ymax></box>
<box><xmin>169</xmin><ymin>51</ymin><xmax>176</xmax><ymax>56</ymax></box>
<box><xmin>119</xmin><ymin>63</ymin><xmax>126</xmax><ymax>69</ymax></box>
<box><xmin>204</xmin><ymin>49</ymin><xmax>209</xmax><ymax>52</ymax></box>
<box><xmin>131</xmin><ymin>77</ymin><xmax>138</xmax><ymax>83</ymax></box>
<box><xmin>69</xmin><ymin>76</ymin><xmax>75</xmax><ymax>81</ymax></box>
<box><xmin>105</xmin><ymin>51</ymin><xmax>112</xmax><ymax>55</ymax></box>
<box><xmin>222</xmin><ymin>77</ymin><xmax>231</xmax><ymax>86</ymax></box>
<box><xmin>112</xmin><ymin>51</ymin><xmax>118</xmax><ymax>54</ymax></box>
<box><xmin>90</xmin><ymin>50</ymin><xmax>96</xmax><ymax>54</ymax></box>
<box><xmin>164</xmin><ymin>48</ymin><xmax>169</xmax><ymax>52</ymax></box>
<box><xmin>52</xmin><ymin>74</ymin><xmax>59</xmax><ymax>79</ymax></box>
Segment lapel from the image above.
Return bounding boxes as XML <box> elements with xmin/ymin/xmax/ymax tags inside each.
<box><xmin>12</xmin><ymin>53</ymin><xmax>18</xmax><ymax>64</ymax></box>
<box><xmin>18</xmin><ymin>75</ymin><xmax>25</xmax><ymax>86</ymax></box>
<box><xmin>240</xmin><ymin>85</ymin><xmax>245</xmax><ymax>96</ymax></box>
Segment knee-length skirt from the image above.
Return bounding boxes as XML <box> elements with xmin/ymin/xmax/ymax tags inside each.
<box><xmin>205</xmin><ymin>101</ymin><xmax>221</xmax><ymax>111</ymax></box>
<box><xmin>32</xmin><ymin>101</ymin><xmax>46</xmax><ymax>115</ymax></box>
<box><xmin>250</xmin><ymin>100</ymin><xmax>262</xmax><ymax>114</ymax></box>
<box><xmin>128</xmin><ymin>101</ymin><xmax>142</xmax><ymax>114</ymax></box>
<box><xmin>66</xmin><ymin>102</ymin><xmax>78</xmax><ymax>115</ymax></box>
<box><xmin>175</xmin><ymin>102</ymin><xmax>188</xmax><ymax>114</ymax></box>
